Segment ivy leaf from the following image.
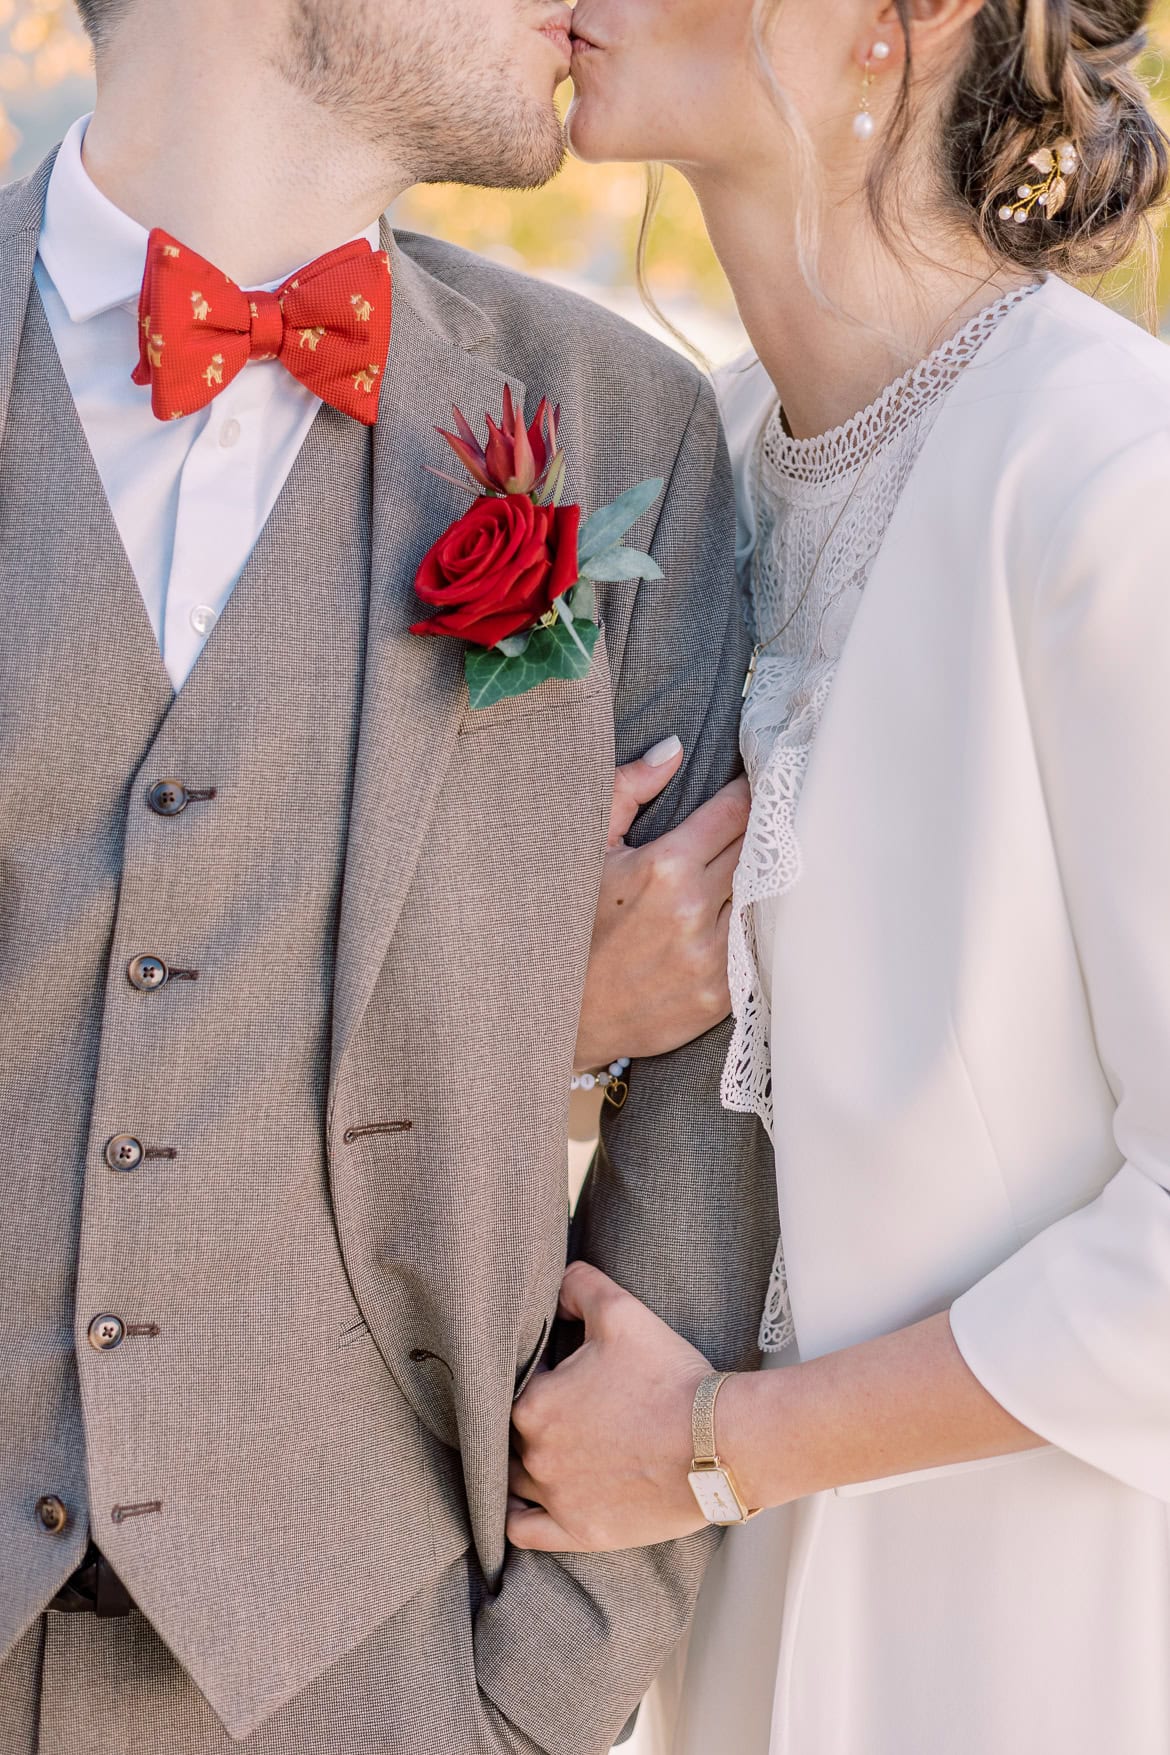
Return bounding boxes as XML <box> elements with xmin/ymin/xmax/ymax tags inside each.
<box><xmin>581</xmin><ymin>546</ymin><xmax>665</xmax><ymax>583</ymax></box>
<box><xmin>465</xmin><ymin>618</ymin><xmax>601</xmax><ymax>709</ymax></box>
<box><xmin>578</xmin><ymin>478</ymin><xmax>664</xmax><ymax>566</ymax></box>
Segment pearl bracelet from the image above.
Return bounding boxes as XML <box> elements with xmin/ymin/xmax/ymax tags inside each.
<box><xmin>571</xmin><ymin>1058</ymin><xmax>631</xmax><ymax>1109</ymax></box>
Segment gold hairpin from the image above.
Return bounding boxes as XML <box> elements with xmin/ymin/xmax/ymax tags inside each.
<box><xmin>998</xmin><ymin>139</ymin><xmax>1079</xmax><ymax>227</ymax></box>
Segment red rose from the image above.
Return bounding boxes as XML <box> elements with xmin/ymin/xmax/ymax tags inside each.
<box><xmin>410</xmin><ymin>494</ymin><xmax>582</xmax><ymax>649</ymax></box>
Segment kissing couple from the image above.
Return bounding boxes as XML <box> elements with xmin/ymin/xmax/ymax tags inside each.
<box><xmin>3</xmin><ymin>0</ymin><xmax>1170</xmax><ymax>1752</ymax></box>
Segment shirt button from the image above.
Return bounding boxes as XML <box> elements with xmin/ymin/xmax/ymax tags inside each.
<box><xmin>104</xmin><ymin>1136</ymin><xmax>144</xmax><ymax>1172</ymax></box>
<box><xmin>219</xmin><ymin>418</ymin><xmax>241</xmax><ymax>449</ymax></box>
<box><xmin>147</xmin><ymin>780</ymin><xmax>189</xmax><ymax>817</ymax></box>
<box><xmin>35</xmin><ymin>1495</ymin><xmax>70</xmax><ymax>1535</ymax></box>
<box><xmin>189</xmin><ymin>604</ymin><xmax>218</xmax><ymax>637</ymax></box>
<box><xmin>127</xmin><ymin>956</ymin><xmax>168</xmax><ymax>992</ymax></box>
<box><xmin>88</xmin><ymin>1315</ymin><xmax>126</xmax><ymax>1352</ymax></box>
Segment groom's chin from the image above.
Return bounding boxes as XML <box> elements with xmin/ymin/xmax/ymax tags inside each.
<box><xmin>421</xmin><ymin>117</ymin><xmax>568</xmax><ymax>195</ymax></box>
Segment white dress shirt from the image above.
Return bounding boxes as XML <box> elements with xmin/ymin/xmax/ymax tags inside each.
<box><xmin>36</xmin><ymin>115</ymin><xmax>379</xmax><ymax>691</ymax></box>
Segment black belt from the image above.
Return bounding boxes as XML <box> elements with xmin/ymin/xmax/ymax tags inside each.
<box><xmin>48</xmin><ymin>1541</ymin><xmax>133</xmax><ymax>1618</ymax></box>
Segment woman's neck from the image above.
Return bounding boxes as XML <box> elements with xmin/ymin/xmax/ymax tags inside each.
<box><xmin>693</xmin><ymin>166</ymin><xmax>1033</xmax><ymax>440</ymax></box>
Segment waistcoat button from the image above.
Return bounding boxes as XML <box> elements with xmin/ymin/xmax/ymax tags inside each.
<box><xmin>127</xmin><ymin>956</ymin><xmax>168</xmax><ymax>992</ymax></box>
<box><xmin>147</xmin><ymin>781</ymin><xmax>189</xmax><ymax>817</ymax></box>
<box><xmin>35</xmin><ymin>1495</ymin><xmax>69</xmax><ymax>1534</ymax></box>
<box><xmin>87</xmin><ymin>1315</ymin><xmax>126</xmax><ymax>1352</ymax></box>
<box><xmin>104</xmin><ymin>1136</ymin><xmax>144</xmax><ymax>1172</ymax></box>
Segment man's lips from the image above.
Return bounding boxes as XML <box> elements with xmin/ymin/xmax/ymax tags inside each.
<box><xmin>539</xmin><ymin>20</ymin><xmax>574</xmax><ymax>60</ymax></box>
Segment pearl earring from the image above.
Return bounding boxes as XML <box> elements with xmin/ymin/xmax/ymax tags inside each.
<box><xmin>853</xmin><ymin>43</ymin><xmax>888</xmax><ymax>143</ymax></box>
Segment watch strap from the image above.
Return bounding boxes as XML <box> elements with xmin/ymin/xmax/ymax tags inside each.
<box><xmin>692</xmin><ymin>1370</ymin><xmax>733</xmax><ymax>1467</ymax></box>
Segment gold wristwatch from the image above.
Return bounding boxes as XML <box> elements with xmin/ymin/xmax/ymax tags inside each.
<box><xmin>688</xmin><ymin>1371</ymin><xmax>760</xmax><ymax>1526</ymax></box>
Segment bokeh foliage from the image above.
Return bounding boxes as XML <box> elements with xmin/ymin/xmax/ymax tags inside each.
<box><xmin>0</xmin><ymin>0</ymin><xmax>90</xmax><ymax>166</ymax></box>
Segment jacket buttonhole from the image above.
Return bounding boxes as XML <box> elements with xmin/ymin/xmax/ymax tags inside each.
<box><xmin>342</xmin><ymin>1120</ymin><xmax>414</xmax><ymax>1145</ymax></box>
<box><xmin>111</xmin><ymin>1500</ymin><xmax>163</xmax><ymax>1524</ymax></box>
<box><xmin>409</xmin><ymin>1348</ymin><xmax>453</xmax><ymax>1376</ymax></box>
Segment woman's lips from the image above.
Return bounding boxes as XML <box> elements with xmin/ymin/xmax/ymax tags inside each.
<box><xmin>569</xmin><ymin>22</ymin><xmax>604</xmax><ymax>51</ymax></box>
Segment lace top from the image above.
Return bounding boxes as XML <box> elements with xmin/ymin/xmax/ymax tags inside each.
<box><xmin>720</xmin><ymin>287</ymin><xmax>1038</xmax><ymax>1351</ymax></box>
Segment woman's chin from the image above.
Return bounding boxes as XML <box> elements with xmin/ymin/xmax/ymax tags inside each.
<box><xmin>565</xmin><ymin>92</ymin><xmax>645</xmax><ymax>166</ymax></box>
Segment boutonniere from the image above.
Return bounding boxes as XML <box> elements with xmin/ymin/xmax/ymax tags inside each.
<box><xmin>410</xmin><ymin>389</ymin><xmax>663</xmax><ymax>709</ymax></box>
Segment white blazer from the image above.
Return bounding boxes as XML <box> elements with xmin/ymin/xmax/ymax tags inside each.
<box><xmin>723</xmin><ymin>277</ymin><xmax>1170</xmax><ymax>1505</ymax></box>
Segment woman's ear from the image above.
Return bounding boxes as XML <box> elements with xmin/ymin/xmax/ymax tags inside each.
<box><xmin>884</xmin><ymin>0</ymin><xmax>987</xmax><ymax>54</ymax></box>
<box><xmin>852</xmin><ymin>0</ymin><xmax>907</xmax><ymax>73</ymax></box>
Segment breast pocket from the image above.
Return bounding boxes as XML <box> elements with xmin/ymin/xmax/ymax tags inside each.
<box><xmin>457</xmin><ymin>629</ymin><xmax>612</xmax><ymax>737</ymax></box>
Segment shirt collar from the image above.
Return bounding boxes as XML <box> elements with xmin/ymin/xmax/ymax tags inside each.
<box><xmin>39</xmin><ymin>114</ymin><xmax>382</xmax><ymax>324</ymax></box>
<box><xmin>39</xmin><ymin>116</ymin><xmax>150</xmax><ymax>322</ymax></box>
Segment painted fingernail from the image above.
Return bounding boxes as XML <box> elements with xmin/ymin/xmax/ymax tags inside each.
<box><xmin>645</xmin><ymin>735</ymin><xmax>683</xmax><ymax>768</ymax></box>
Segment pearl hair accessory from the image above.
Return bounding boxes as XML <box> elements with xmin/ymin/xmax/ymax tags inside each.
<box><xmin>572</xmin><ymin>1058</ymin><xmax>631</xmax><ymax>1109</ymax></box>
<box><xmin>853</xmin><ymin>42</ymin><xmax>889</xmax><ymax>143</ymax></box>
<box><xmin>998</xmin><ymin>139</ymin><xmax>1079</xmax><ymax>226</ymax></box>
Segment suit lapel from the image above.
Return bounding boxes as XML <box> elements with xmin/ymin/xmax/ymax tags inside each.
<box><xmin>330</xmin><ymin>228</ymin><xmax>524</xmax><ymax>1077</ymax></box>
<box><xmin>0</xmin><ymin>152</ymin><xmax>56</xmax><ymax>463</ymax></box>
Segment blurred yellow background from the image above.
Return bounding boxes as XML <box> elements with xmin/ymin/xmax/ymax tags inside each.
<box><xmin>6</xmin><ymin>0</ymin><xmax>1168</xmax><ymax>357</ymax></box>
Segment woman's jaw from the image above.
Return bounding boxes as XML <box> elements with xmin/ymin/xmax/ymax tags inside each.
<box><xmin>566</xmin><ymin>0</ymin><xmax>766</xmax><ymax>170</ymax></box>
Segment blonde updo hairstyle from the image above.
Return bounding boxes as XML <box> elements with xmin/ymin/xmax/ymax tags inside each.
<box><xmin>874</xmin><ymin>0</ymin><xmax>1170</xmax><ymax>280</ymax></box>
<box><xmin>789</xmin><ymin>0</ymin><xmax>1168</xmax><ymax>277</ymax></box>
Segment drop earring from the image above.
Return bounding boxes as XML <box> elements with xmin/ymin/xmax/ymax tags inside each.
<box><xmin>853</xmin><ymin>39</ymin><xmax>889</xmax><ymax>143</ymax></box>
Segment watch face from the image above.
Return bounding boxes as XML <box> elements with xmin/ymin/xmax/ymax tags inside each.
<box><xmin>688</xmin><ymin>1467</ymin><xmax>747</xmax><ymax>1525</ymax></box>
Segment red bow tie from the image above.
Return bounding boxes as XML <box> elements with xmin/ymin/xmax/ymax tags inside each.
<box><xmin>133</xmin><ymin>228</ymin><xmax>392</xmax><ymax>425</ymax></box>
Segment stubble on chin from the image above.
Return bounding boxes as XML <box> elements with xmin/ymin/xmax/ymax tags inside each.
<box><xmin>278</xmin><ymin>0</ymin><xmax>567</xmax><ymax>192</ymax></box>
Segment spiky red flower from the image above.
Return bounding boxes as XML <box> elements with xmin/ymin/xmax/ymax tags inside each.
<box><xmin>438</xmin><ymin>387</ymin><xmax>561</xmax><ymax>496</ymax></box>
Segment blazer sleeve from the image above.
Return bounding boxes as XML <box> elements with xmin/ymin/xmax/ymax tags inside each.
<box><xmin>950</xmin><ymin>432</ymin><xmax>1170</xmax><ymax>1504</ymax></box>
<box><xmin>474</xmin><ymin>378</ymin><xmax>780</xmax><ymax>1755</ymax></box>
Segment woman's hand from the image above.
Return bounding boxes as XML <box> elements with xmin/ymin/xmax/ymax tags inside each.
<box><xmin>507</xmin><ymin>1271</ymin><xmax>1046</xmax><ymax>1556</ymax></box>
<box><xmin>507</xmin><ymin>1262</ymin><xmax>712</xmax><ymax>1553</ymax></box>
<box><xmin>574</xmin><ymin>740</ymin><xmax>751</xmax><ymax>1072</ymax></box>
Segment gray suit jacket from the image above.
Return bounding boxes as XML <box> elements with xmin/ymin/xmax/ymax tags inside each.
<box><xmin>0</xmin><ymin>153</ymin><xmax>777</xmax><ymax>1753</ymax></box>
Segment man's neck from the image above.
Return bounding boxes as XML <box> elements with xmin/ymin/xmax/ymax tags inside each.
<box><xmin>82</xmin><ymin>43</ymin><xmax>411</xmax><ymax>285</ymax></box>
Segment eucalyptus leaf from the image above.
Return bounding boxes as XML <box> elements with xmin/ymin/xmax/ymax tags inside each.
<box><xmin>465</xmin><ymin>617</ymin><xmax>600</xmax><ymax>710</ymax></box>
<box><xmin>578</xmin><ymin>478</ymin><xmax>664</xmax><ymax>565</ymax></box>
<box><xmin>570</xmin><ymin>578</ymin><xmax>597</xmax><ymax>624</ymax></box>
<box><xmin>581</xmin><ymin>546</ymin><xmax>665</xmax><ymax>583</ymax></box>
<box><xmin>554</xmin><ymin>594</ymin><xmax>594</xmax><ymax>663</ymax></box>
<box><xmin>494</xmin><ymin>630</ymin><xmax>532</xmax><ymax>658</ymax></box>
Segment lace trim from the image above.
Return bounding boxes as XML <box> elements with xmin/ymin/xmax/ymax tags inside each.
<box><xmin>760</xmin><ymin>285</ymin><xmax>1037</xmax><ymax>497</ymax></box>
<box><xmin>721</xmin><ymin>285</ymin><xmax>1038</xmax><ymax>1353</ymax></box>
